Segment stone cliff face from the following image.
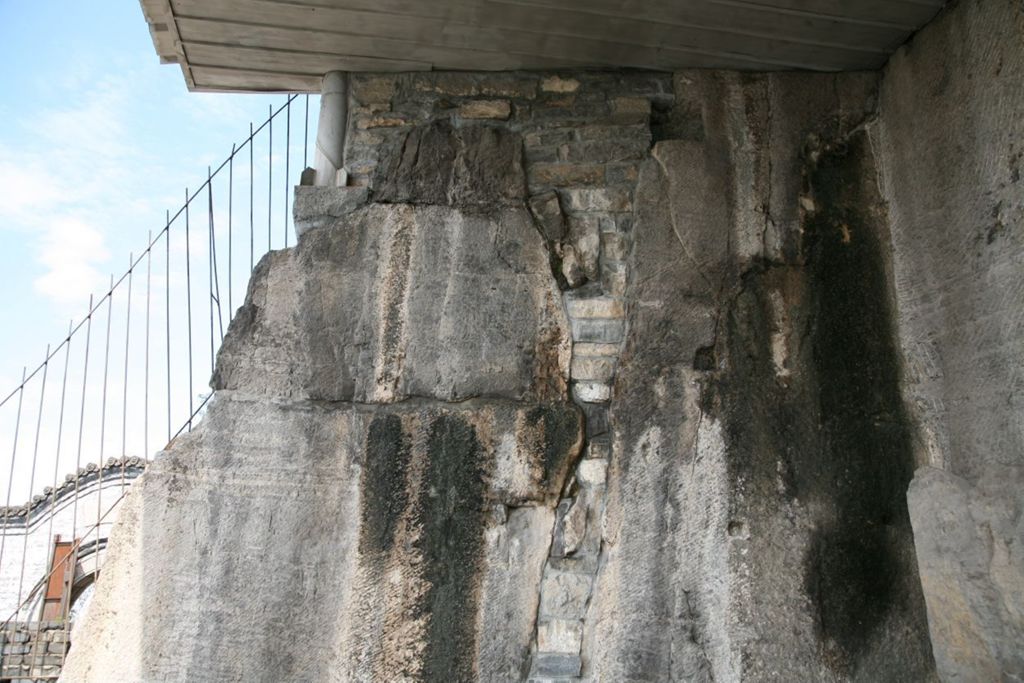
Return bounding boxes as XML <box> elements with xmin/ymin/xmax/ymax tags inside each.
<box><xmin>64</xmin><ymin>2</ymin><xmax>1023</xmax><ymax>680</ymax></box>
<box><xmin>62</xmin><ymin>163</ymin><xmax>584</xmax><ymax>681</ymax></box>
<box><xmin>586</xmin><ymin>75</ymin><xmax>934</xmax><ymax>682</ymax></box>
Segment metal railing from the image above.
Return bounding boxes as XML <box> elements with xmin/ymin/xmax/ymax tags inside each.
<box><xmin>0</xmin><ymin>93</ymin><xmax>316</xmax><ymax>671</ymax></box>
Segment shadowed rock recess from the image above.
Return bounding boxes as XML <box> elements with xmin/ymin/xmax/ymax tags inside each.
<box><xmin>65</xmin><ymin>2</ymin><xmax>1024</xmax><ymax>679</ymax></box>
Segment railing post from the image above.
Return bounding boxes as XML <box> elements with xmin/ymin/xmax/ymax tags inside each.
<box><xmin>312</xmin><ymin>71</ymin><xmax>349</xmax><ymax>187</ymax></box>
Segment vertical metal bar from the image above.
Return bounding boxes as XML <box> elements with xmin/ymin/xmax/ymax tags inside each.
<box><xmin>285</xmin><ymin>97</ymin><xmax>291</xmax><ymax>248</ymax></box>
<box><xmin>97</xmin><ymin>275</ymin><xmax>114</xmax><ymax>564</ymax></box>
<box><xmin>38</xmin><ymin>323</ymin><xmax>70</xmax><ymax>655</ymax></box>
<box><xmin>17</xmin><ymin>347</ymin><xmax>49</xmax><ymax>613</ymax></box>
<box><xmin>122</xmin><ymin>254</ymin><xmax>134</xmax><ymax>458</ymax></box>
<box><xmin>210</xmin><ymin>176</ymin><xmax>225</xmax><ymax>345</ymax></box>
<box><xmin>304</xmin><ymin>93</ymin><xmax>310</xmax><ymax>169</ymax></box>
<box><xmin>268</xmin><ymin>104</ymin><xmax>273</xmax><ymax>252</ymax></box>
<box><xmin>0</xmin><ymin>367</ymin><xmax>27</xmax><ymax>599</ymax></box>
<box><xmin>228</xmin><ymin>144</ymin><xmax>235</xmax><ymax>315</ymax></box>
<box><xmin>208</xmin><ymin>169</ymin><xmax>216</xmax><ymax>373</ymax></box>
<box><xmin>165</xmin><ymin>214</ymin><xmax>172</xmax><ymax>444</ymax></box>
<box><xmin>249</xmin><ymin>122</ymin><xmax>255</xmax><ymax>273</ymax></box>
<box><xmin>145</xmin><ymin>232</ymin><xmax>152</xmax><ymax>459</ymax></box>
<box><xmin>185</xmin><ymin>189</ymin><xmax>194</xmax><ymax>431</ymax></box>
<box><xmin>47</xmin><ymin>323</ymin><xmax>72</xmax><ymax>555</ymax></box>
<box><xmin>72</xmin><ymin>296</ymin><xmax>94</xmax><ymax>548</ymax></box>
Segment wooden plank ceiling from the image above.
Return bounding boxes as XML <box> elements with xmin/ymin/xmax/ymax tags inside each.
<box><xmin>139</xmin><ymin>0</ymin><xmax>945</xmax><ymax>92</ymax></box>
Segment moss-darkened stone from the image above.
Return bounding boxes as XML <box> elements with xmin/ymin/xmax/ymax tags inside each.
<box><xmin>800</xmin><ymin>131</ymin><xmax>927</xmax><ymax>666</ymax></box>
<box><xmin>358</xmin><ymin>414</ymin><xmax>412</xmax><ymax>556</ymax></box>
<box><xmin>373</xmin><ymin>121</ymin><xmax>526</xmax><ymax>209</ymax></box>
<box><xmin>650</xmin><ymin>98</ymin><xmax>705</xmax><ymax>144</ymax></box>
<box><xmin>417</xmin><ymin>412</ymin><xmax>487</xmax><ymax>682</ymax></box>
<box><xmin>714</xmin><ymin>130</ymin><xmax>933</xmax><ymax>677</ymax></box>
<box><xmin>526</xmin><ymin>402</ymin><xmax>584</xmax><ymax>498</ymax></box>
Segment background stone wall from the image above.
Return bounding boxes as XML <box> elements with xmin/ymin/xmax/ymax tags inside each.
<box><xmin>1</xmin><ymin>621</ymin><xmax>68</xmax><ymax>681</ymax></box>
<box><xmin>61</xmin><ymin>0</ymin><xmax>1024</xmax><ymax>679</ymax></box>
<box><xmin>344</xmin><ymin>70</ymin><xmax>665</xmax><ymax>412</ymax></box>
<box><xmin>342</xmin><ymin>71</ymin><xmax>680</xmax><ymax>680</ymax></box>
<box><xmin>876</xmin><ymin>0</ymin><xmax>1024</xmax><ymax>679</ymax></box>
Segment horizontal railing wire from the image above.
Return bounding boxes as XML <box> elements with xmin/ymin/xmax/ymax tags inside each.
<box><xmin>0</xmin><ymin>93</ymin><xmax>314</xmax><ymax>656</ymax></box>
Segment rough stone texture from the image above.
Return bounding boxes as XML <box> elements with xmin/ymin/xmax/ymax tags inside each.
<box><xmin>214</xmin><ymin>203</ymin><xmax>569</xmax><ymax>404</ymax></box>
<box><xmin>64</xmin><ymin>119</ymin><xmax>585</xmax><ymax>682</ymax></box>
<box><xmin>908</xmin><ymin>467</ymin><xmax>1023</xmax><ymax>681</ymax></box>
<box><xmin>292</xmin><ymin>185</ymin><xmax>369</xmax><ymax>239</ymax></box>
<box><xmin>0</xmin><ymin>623</ymin><xmax>68</xmax><ymax>681</ymax></box>
<box><xmin>537</xmin><ymin>619</ymin><xmax>583</xmax><ymax>654</ymax></box>
<box><xmin>373</xmin><ymin>121</ymin><xmax>526</xmax><ymax>208</ymax></box>
<box><xmin>528</xmin><ymin>191</ymin><xmax>566</xmax><ymax>242</ymax></box>
<box><xmin>586</xmin><ymin>71</ymin><xmax>936</xmax><ymax>683</ymax></box>
<box><xmin>458</xmin><ymin>99</ymin><xmax>512</xmax><ymax>120</ymax></box>
<box><xmin>62</xmin><ymin>18</ymin><xmax>1024</xmax><ymax>678</ymax></box>
<box><xmin>61</xmin><ymin>393</ymin><xmax>581</xmax><ymax>682</ymax></box>
<box><xmin>876</xmin><ymin>0</ymin><xmax>1024</xmax><ymax>678</ymax></box>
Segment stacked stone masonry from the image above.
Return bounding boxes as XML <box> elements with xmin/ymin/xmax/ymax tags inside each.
<box><xmin>344</xmin><ymin>71</ymin><xmax>651</xmax><ymax>408</ymax></box>
<box><xmin>344</xmin><ymin>71</ymin><xmax>661</xmax><ymax>680</ymax></box>
<box><xmin>1</xmin><ymin>622</ymin><xmax>69</xmax><ymax>682</ymax></box>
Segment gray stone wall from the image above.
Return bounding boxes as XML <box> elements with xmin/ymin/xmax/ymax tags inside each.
<box><xmin>343</xmin><ymin>71</ymin><xmax>663</xmax><ymax>413</ymax></box>
<box><xmin>61</xmin><ymin>2</ymin><xmax>1024</xmax><ymax>678</ymax></box>
<box><xmin>341</xmin><ymin>71</ymin><xmax>676</xmax><ymax>680</ymax></box>
<box><xmin>876</xmin><ymin>0</ymin><xmax>1024</xmax><ymax>679</ymax></box>
<box><xmin>1</xmin><ymin>622</ymin><xmax>68</xmax><ymax>681</ymax></box>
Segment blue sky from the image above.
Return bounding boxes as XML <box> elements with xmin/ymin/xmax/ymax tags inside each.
<box><xmin>0</xmin><ymin>2</ymin><xmax>317</xmax><ymax>500</ymax></box>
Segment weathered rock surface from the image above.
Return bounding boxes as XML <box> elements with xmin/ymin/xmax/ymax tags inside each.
<box><xmin>586</xmin><ymin>73</ymin><xmax>935</xmax><ymax>682</ymax></box>
<box><xmin>61</xmin><ymin>5</ymin><xmax>1024</xmax><ymax>676</ymax></box>
<box><xmin>908</xmin><ymin>467</ymin><xmax>1024</xmax><ymax>682</ymax></box>
<box><xmin>876</xmin><ymin>0</ymin><xmax>1024</xmax><ymax>678</ymax></box>
<box><xmin>373</xmin><ymin>121</ymin><xmax>526</xmax><ymax>208</ymax></box>
<box><xmin>61</xmin><ymin>392</ymin><xmax>581</xmax><ymax>682</ymax></box>
<box><xmin>64</xmin><ymin>112</ymin><xmax>588</xmax><ymax>681</ymax></box>
<box><xmin>292</xmin><ymin>185</ymin><xmax>369</xmax><ymax>238</ymax></box>
<box><xmin>214</xmin><ymin>203</ymin><xmax>569</xmax><ymax>404</ymax></box>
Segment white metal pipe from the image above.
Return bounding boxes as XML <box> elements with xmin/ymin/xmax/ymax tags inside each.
<box><xmin>313</xmin><ymin>71</ymin><xmax>349</xmax><ymax>186</ymax></box>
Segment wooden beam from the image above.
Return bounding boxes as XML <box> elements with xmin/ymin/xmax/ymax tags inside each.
<box><xmin>190</xmin><ymin>65</ymin><xmax>325</xmax><ymax>91</ymax></box>
<box><xmin>708</xmin><ymin>0</ymin><xmax>944</xmax><ymax>28</ymax></box>
<box><xmin>175</xmin><ymin>13</ymin><xmax>877</xmax><ymax>74</ymax></box>
<box><xmin>176</xmin><ymin>18</ymin><xmax>604</xmax><ymax>72</ymax></box>
<box><xmin>144</xmin><ymin>0</ymin><xmax>947</xmax><ymax>90</ymax></box>
<box><xmin>186</xmin><ymin>42</ymin><xmax>433</xmax><ymax>74</ymax></box>
<box><xmin>173</xmin><ymin>0</ymin><xmax>901</xmax><ymax>59</ymax></box>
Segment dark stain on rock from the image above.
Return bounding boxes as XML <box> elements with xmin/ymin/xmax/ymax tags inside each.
<box><xmin>716</xmin><ymin>264</ymin><xmax>813</xmax><ymax>506</ymax></box>
<box><xmin>526</xmin><ymin>402</ymin><xmax>584</xmax><ymax>501</ymax></box>
<box><xmin>417</xmin><ymin>412</ymin><xmax>486</xmax><ymax>682</ymax></box>
<box><xmin>373</xmin><ymin>121</ymin><xmax>457</xmax><ymax>206</ymax></box>
<box><xmin>692</xmin><ymin>344</ymin><xmax>716</xmax><ymax>371</ymax></box>
<box><xmin>800</xmin><ymin>131</ymin><xmax>930</xmax><ymax>668</ymax></box>
<box><xmin>373</xmin><ymin>120</ymin><xmax>526</xmax><ymax>209</ymax></box>
<box><xmin>650</xmin><ymin>98</ymin><xmax>705</xmax><ymax>144</ymax></box>
<box><xmin>359</xmin><ymin>414</ymin><xmax>412</xmax><ymax>556</ymax></box>
<box><xmin>714</xmin><ymin>130</ymin><xmax>934</xmax><ymax>678</ymax></box>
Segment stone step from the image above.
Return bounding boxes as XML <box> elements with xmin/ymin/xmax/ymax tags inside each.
<box><xmin>573</xmin><ymin>341</ymin><xmax>620</xmax><ymax>357</ymax></box>
<box><xmin>537</xmin><ymin>618</ymin><xmax>584</xmax><ymax>654</ymax></box>
<box><xmin>532</xmin><ymin>653</ymin><xmax>583</xmax><ymax>678</ymax></box>
<box><xmin>565</xmin><ymin>295</ymin><xmax>624</xmax><ymax>319</ymax></box>
<box><xmin>573</xmin><ymin>381</ymin><xmax>610</xmax><ymax>403</ymax></box>
<box><xmin>570</xmin><ymin>356</ymin><xmax>616</xmax><ymax>382</ymax></box>
<box><xmin>571</xmin><ymin>318</ymin><xmax>625</xmax><ymax>344</ymax></box>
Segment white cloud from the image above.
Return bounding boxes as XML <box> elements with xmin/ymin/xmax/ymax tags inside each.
<box><xmin>32</xmin><ymin>217</ymin><xmax>109</xmax><ymax>305</ymax></box>
<box><xmin>0</xmin><ymin>73</ymin><xmax>144</xmax><ymax>311</ymax></box>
